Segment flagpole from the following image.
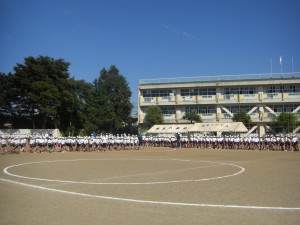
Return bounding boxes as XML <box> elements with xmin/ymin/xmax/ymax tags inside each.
<box><xmin>280</xmin><ymin>55</ymin><xmax>283</xmax><ymax>78</ymax></box>
<box><xmin>292</xmin><ymin>56</ymin><xmax>294</xmax><ymax>75</ymax></box>
<box><xmin>270</xmin><ymin>58</ymin><xmax>272</xmax><ymax>78</ymax></box>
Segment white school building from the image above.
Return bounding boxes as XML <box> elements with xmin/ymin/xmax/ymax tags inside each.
<box><xmin>138</xmin><ymin>72</ymin><xmax>300</xmax><ymax>137</ymax></box>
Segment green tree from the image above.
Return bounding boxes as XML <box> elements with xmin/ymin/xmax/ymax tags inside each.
<box><xmin>10</xmin><ymin>56</ymin><xmax>76</xmax><ymax>129</ymax></box>
<box><xmin>232</xmin><ymin>110</ymin><xmax>251</xmax><ymax>126</ymax></box>
<box><xmin>145</xmin><ymin>106</ymin><xmax>163</xmax><ymax>125</ymax></box>
<box><xmin>59</xmin><ymin>79</ymin><xmax>93</xmax><ymax>135</ymax></box>
<box><xmin>0</xmin><ymin>73</ymin><xmax>11</xmax><ymax>116</ymax></box>
<box><xmin>90</xmin><ymin>65</ymin><xmax>132</xmax><ymax>133</ymax></box>
<box><xmin>183</xmin><ymin>110</ymin><xmax>202</xmax><ymax>123</ymax></box>
<box><xmin>274</xmin><ymin>112</ymin><xmax>298</xmax><ymax>133</ymax></box>
<box><xmin>1</xmin><ymin>59</ymin><xmax>134</xmax><ymax>135</ymax></box>
<box><xmin>0</xmin><ymin>72</ymin><xmax>13</xmax><ymax>127</ymax></box>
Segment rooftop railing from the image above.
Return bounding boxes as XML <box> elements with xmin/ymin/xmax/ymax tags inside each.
<box><xmin>139</xmin><ymin>72</ymin><xmax>300</xmax><ymax>85</ymax></box>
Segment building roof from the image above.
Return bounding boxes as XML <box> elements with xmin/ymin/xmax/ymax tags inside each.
<box><xmin>147</xmin><ymin>122</ymin><xmax>248</xmax><ymax>134</ymax></box>
<box><xmin>139</xmin><ymin>72</ymin><xmax>300</xmax><ymax>85</ymax></box>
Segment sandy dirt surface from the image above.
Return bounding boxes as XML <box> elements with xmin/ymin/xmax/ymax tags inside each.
<box><xmin>0</xmin><ymin>148</ymin><xmax>300</xmax><ymax>225</ymax></box>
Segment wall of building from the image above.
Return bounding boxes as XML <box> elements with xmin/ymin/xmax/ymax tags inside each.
<box><xmin>138</xmin><ymin>74</ymin><xmax>300</xmax><ymax>136</ymax></box>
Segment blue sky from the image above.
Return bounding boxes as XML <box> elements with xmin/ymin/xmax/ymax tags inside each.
<box><xmin>1</xmin><ymin>0</ymin><xmax>300</xmax><ymax>112</ymax></box>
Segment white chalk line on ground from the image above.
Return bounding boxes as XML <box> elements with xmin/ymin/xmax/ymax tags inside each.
<box><xmin>45</xmin><ymin>163</ymin><xmax>226</xmax><ymax>187</ymax></box>
<box><xmin>0</xmin><ymin>177</ymin><xmax>299</xmax><ymax>211</ymax></box>
<box><xmin>3</xmin><ymin>159</ymin><xmax>245</xmax><ymax>185</ymax></box>
<box><xmin>2</xmin><ymin>158</ymin><xmax>300</xmax><ymax>211</ymax></box>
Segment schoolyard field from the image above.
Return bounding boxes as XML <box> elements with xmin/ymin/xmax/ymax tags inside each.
<box><xmin>0</xmin><ymin>148</ymin><xmax>299</xmax><ymax>225</ymax></box>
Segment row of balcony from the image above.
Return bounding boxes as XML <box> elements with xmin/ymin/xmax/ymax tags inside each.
<box><xmin>140</xmin><ymin>92</ymin><xmax>300</xmax><ymax>105</ymax></box>
<box><xmin>138</xmin><ymin>112</ymin><xmax>299</xmax><ymax>123</ymax></box>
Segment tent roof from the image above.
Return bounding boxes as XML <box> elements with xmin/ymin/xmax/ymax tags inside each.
<box><xmin>189</xmin><ymin>122</ymin><xmax>248</xmax><ymax>133</ymax></box>
<box><xmin>147</xmin><ymin>124</ymin><xmax>191</xmax><ymax>134</ymax></box>
<box><xmin>147</xmin><ymin>122</ymin><xmax>248</xmax><ymax>134</ymax></box>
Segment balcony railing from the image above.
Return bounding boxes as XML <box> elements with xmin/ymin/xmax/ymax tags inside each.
<box><xmin>144</xmin><ymin>97</ymin><xmax>156</xmax><ymax>102</ymax></box>
<box><xmin>244</xmin><ymin>94</ymin><xmax>257</xmax><ymax>99</ymax></box>
<box><xmin>163</xmin><ymin>114</ymin><xmax>175</xmax><ymax>120</ymax></box>
<box><xmin>202</xmin><ymin>95</ymin><xmax>213</xmax><ymax>100</ymax></box>
<box><xmin>287</xmin><ymin>92</ymin><xmax>300</xmax><ymax>98</ymax></box>
<box><xmin>266</xmin><ymin>93</ymin><xmax>281</xmax><ymax>99</ymax></box>
<box><xmin>248</xmin><ymin>112</ymin><xmax>258</xmax><ymax>118</ymax></box>
<box><xmin>224</xmin><ymin>94</ymin><xmax>234</xmax><ymax>100</ymax></box>
<box><xmin>266</xmin><ymin>112</ymin><xmax>278</xmax><ymax>118</ymax></box>
<box><xmin>182</xmin><ymin>96</ymin><xmax>193</xmax><ymax>101</ymax></box>
<box><xmin>161</xmin><ymin>96</ymin><xmax>172</xmax><ymax>102</ymax></box>
<box><xmin>139</xmin><ymin>72</ymin><xmax>300</xmax><ymax>85</ymax></box>
<box><xmin>223</xmin><ymin>113</ymin><xmax>232</xmax><ymax>118</ymax></box>
<box><xmin>141</xmin><ymin>91</ymin><xmax>299</xmax><ymax>104</ymax></box>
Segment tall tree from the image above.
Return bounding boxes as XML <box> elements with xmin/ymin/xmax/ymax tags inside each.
<box><xmin>71</xmin><ymin>79</ymin><xmax>99</xmax><ymax>135</ymax></box>
<box><xmin>11</xmin><ymin>56</ymin><xmax>75</xmax><ymax>129</ymax></box>
<box><xmin>1</xmin><ymin>59</ymin><xmax>133</xmax><ymax>134</ymax></box>
<box><xmin>144</xmin><ymin>106</ymin><xmax>164</xmax><ymax>125</ymax></box>
<box><xmin>183</xmin><ymin>110</ymin><xmax>202</xmax><ymax>123</ymax></box>
<box><xmin>232</xmin><ymin>110</ymin><xmax>251</xmax><ymax>126</ymax></box>
<box><xmin>91</xmin><ymin>65</ymin><xmax>132</xmax><ymax>133</ymax></box>
<box><xmin>0</xmin><ymin>73</ymin><xmax>13</xmax><ymax>127</ymax></box>
<box><xmin>58</xmin><ymin>78</ymin><xmax>93</xmax><ymax>135</ymax></box>
<box><xmin>274</xmin><ymin>112</ymin><xmax>298</xmax><ymax>133</ymax></box>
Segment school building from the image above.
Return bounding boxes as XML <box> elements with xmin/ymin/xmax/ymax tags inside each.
<box><xmin>138</xmin><ymin>72</ymin><xmax>300</xmax><ymax>137</ymax></box>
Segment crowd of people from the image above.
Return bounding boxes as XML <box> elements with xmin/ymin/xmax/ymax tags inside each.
<box><xmin>0</xmin><ymin>133</ymin><xmax>141</xmax><ymax>154</ymax></box>
<box><xmin>142</xmin><ymin>133</ymin><xmax>299</xmax><ymax>151</ymax></box>
<box><xmin>0</xmin><ymin>132</ymin><xmax>299</xmax><ymax>154</ymax></box>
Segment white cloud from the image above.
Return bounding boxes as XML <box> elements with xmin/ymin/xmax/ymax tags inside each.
<box><xmin>78</xmin><ymin>23</ymin><xmax>99</xmax><ymax>33</ymax></box>
<box><xmin>164</xmin><ymin>24</ymin><xmax>199</xmax><ymax>41</ymax></box>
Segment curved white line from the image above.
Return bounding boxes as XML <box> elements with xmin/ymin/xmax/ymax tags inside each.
<box><xmin>3</xmin><ymin>159</ymin><xmax>245</xmax><ymax>185</ymax></box>
<box><xmin>0</xmin><ymin>177</ymin><xmax>299</xmax><ymax>211</ymax></box>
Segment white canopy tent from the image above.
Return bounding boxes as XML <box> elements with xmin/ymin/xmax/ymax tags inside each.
<box><xmin>147</xmin><ymin>122</ymin><xmax>248</xmax><ymax>135</ymax></box>
<box><xmin>147</xmin><ymin>124</ymin><xmax>191</xmax><ymax>134</ymax></box>
<box><xmin>188</xmin><ymin>122</ymin><xmax>248</xmax><ymax>133</ymax></box>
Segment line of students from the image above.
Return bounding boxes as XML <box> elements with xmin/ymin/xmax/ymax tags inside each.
<box><xmin>0</xmin><ymin>133</ymin><xmax>141</xmax><ymax>154</ymax></box>
<box><xmin>1</xmin><ymin>133</ymin><xmax>299</xmax><ymax>154</ymax></box>
<box><xmin>141</xmin><ymin>133</ymin><xmax>299</xmax><ymax>151</ymax></box>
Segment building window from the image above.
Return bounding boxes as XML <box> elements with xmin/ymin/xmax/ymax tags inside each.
<box><xmin>142</xmin><ymin>89</ymin><xmax>173</xmax><ymax>97</ymax></box>
<box><xmin>269</xmin><ymin>104</ymin><xmax>299</xmax><ymax>113</ymax></box>
<box><xmin>191</xmin><ymin>88</ymin><xmax>199</xmax><ymax>96</ymax></box>
<box><xmin>181</xmin><ymin>89</ymin><xmax>190</xmax><ymax>96</ymax></box>
<box><xmin>161</xmin><ymin>107</ymin><xmax>176</xmax><ymax>115</ymax></box>
<box><xmin>181</xmin><ymin>88</ymin><xmax>216</xmax><ymax>96</ymax></box>
<box><xmin>264</xmin><ymin>85</ymin><xmax>300</xmax><ymax>93</ymax></box>
<box><xmin>226</xmin><ymin>105</ymin><xmax>253</xmax><ymax>113</ymax></box>
<box><xmin>185</xmin><ymin>105</ymin><xmax>216</xmax><ymax>115</ymax></box>
<box><xmin>224</xmin><ymin>87</ymin><xmax>257</xmax><ymax>95</ymax></box>
<box><xmin>199</xmin><ymin>88</ymin><xmax>216</xmax><ymax>96</ymax></box>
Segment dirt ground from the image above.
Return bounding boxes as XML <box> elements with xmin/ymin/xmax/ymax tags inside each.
<box><xmin>0</xmin><ymin>148</ymin><xmax>300</xmax><ymax>225</ymax></box>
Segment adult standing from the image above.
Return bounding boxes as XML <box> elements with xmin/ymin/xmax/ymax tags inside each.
<box><xmin>176</xmin><ymin>132</ymin><xmax>181</xmax><ymax>149</ymax></box>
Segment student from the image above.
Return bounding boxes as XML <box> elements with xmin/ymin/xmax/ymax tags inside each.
<box><xmin>292</xmin><ymin>135</ymin><xmax>299</xmax><ymax>151</ymax></box>
<box><xmin>280</xmin><ymin>135</ymin><xmax>285</xmax><ymax>151</ymax></box>
<box><xmin>138</xmin><ymin>134</ymin><xmax>143</xmax><ymax>150</ymax></box>
<box><xmin>0</xmin><ymin>137</ymin><xmax>7</xmax><ymax>154</ymax></box>
<box><xmin>176</xmin><ymin>132</ymin><xmax>181</xmax><ymax>149</ymax></box>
